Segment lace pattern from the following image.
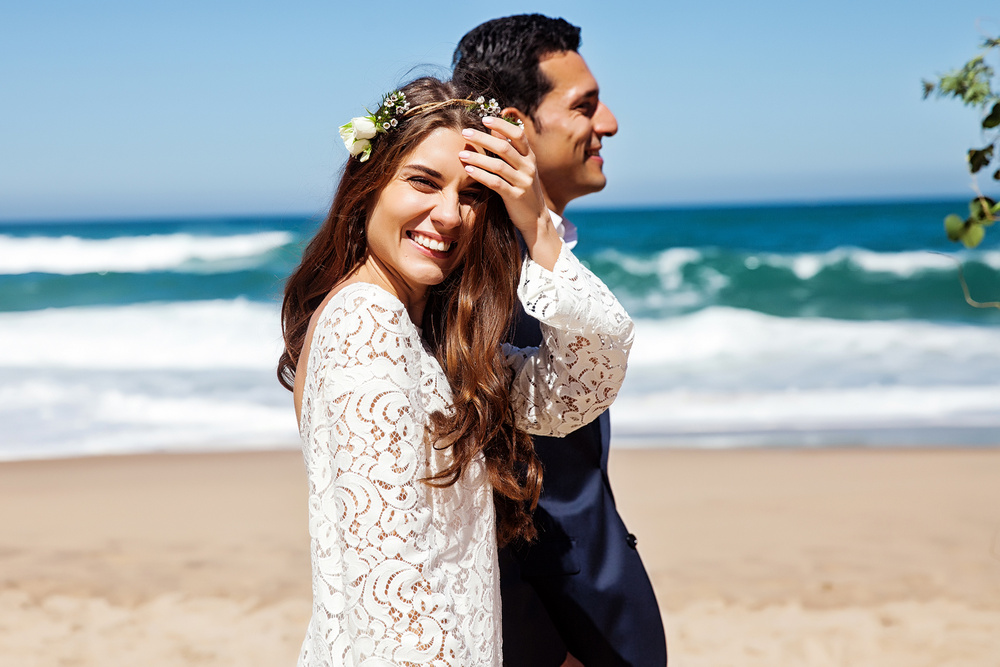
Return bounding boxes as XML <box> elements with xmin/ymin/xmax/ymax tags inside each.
<box><xmin>297</xmin><ymin>244</ymin><xmax>632</xmax><ymax>666</ymax></box>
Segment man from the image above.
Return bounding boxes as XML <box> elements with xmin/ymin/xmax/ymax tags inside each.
<box><xmin>453</xmin><ymin>15</ymin><xmax>668</xmax><ymax>667</ymax></box>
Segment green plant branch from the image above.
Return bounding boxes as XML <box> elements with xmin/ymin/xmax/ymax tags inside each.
<box><xmin>931</xmin><ymin>252</ymin><xmax>1000</xmax><ymax>310</ymax></box>
<box><xmin>924</xmin><ymin>30</ymin><xmax>1000</xmax><ymax>248</ymax></box>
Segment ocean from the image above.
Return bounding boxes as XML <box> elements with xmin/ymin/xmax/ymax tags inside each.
<box><xmin>2</xmin><ymin>200</ymin><xmax>998</xmax><ymax>460</ymax></box>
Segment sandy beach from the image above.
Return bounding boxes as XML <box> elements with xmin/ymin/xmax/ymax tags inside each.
<box><xmin>2</xmin><ymin>447</ymin><xmax>999</xmax><ymax>666</ymax></box>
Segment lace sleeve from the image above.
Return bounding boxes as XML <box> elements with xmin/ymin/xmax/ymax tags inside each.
<box><xmin>298</xmin><ymin>286</ymin><xmax>461</xmax><ymax>666</ymax></box>
<box><xmin>505</xmin><ymin>242</ymin><xmax>634</xmax><ymax>437</ymax></box>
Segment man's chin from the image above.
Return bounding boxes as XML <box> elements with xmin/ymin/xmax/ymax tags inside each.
<box><xmin>586</xmin><ymin>161</ymin><xmax>608</xmax><ymax>183</ymax></box>
<box><xmin>547</xmin><ymin>172</ymin><xmax>608</xmax><ymax>208</ymax></box>
<box><xmin>581</xmin><ymin>173</ymin><xmax>608</xmax><ymax>195</ymax></box>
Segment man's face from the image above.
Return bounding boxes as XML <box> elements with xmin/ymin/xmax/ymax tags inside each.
<box><xmin>522</xmin><ymin>50</ymin><xmax>618</xmax><ymax>214</ymax></box>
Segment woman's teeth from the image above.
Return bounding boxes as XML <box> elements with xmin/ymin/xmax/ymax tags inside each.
<box><xmin>411</xmin><ymin>232</ymin><xmax>452</xmax><ymax>252</ymax></box>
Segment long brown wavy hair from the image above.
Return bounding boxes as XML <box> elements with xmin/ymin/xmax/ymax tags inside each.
<box><xmin>278</xmin><ymin>77</ymin><xmax>541</xmax><ymax>546</ymax></box>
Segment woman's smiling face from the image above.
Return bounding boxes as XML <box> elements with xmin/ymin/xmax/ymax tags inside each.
<box><xmin>364</xmin><ymin>127</ymin><xmax>486</xmax><ymax>299</ymax></box>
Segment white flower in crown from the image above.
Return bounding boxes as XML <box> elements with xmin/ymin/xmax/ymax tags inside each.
<box><xmin>338</xmin><ymin>119</ymin><xmax>375</xmax><ymax>162</ymax></box>
<box><xmin>339</xmin><ymin>90</ymin><xmax>408</xmax><ymax>162</ymax></box>
<box><xmin>351</xmin><ymin>116</ymin><xmax>377</xmax><ymax>139</ymax></box>
<box><xmin>468</xmin><ymin>95</ymin><xmax>524</xmax><ymax>128</ymax></box>
<box><xmin>348</xmin><ymin>138</ymin><xmax>371</xmax><ymax>159</ymax></box>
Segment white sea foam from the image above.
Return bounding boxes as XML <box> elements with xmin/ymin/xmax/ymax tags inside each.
<box><xmin>2</xmin><ymin>302</ymin><xmax>998</xmax><ymax>459</ymax></box>
<box><xmin>598</xmin><ymin>245</ymin><xmax>999</xmax><ymax>282</ymax></box>
<box><xmin>614</xmin><ymin>310</ymin><xmax>1000</xmax><ymax>444</ymax></box>
<box><xmin>593</xmin><ymin>247</ymin><xmax>727</xmax><ymax>313</ymax></box>
<box><xmin>594</xmin><ymin>247</ymin><xmax>705</xmax><ymax>285</ymax></box>
<box><xmin>611</xmin><ymin>385</ymin><xmax>1000</xmax><ymax>446</ymax></box>
<box><xmin>0</xmin><ymin>299</ymin><xmax>297</xmax><ymax>459</ymax></box>
<box><xmin>0</xmin><ymin>375</ymin><xmax>299</xmax><ymax>460</ymax></box>
<box><xmin>625</xmin><ymin>308</ymin><xmax>1000</xmax><ymax>387</ymax></box>
<box><xmin>0</xmin><ymin>232</ymin><xmax>293</xmax><ymax>275</ymax></box>
<box><xmin>755</xmin><ymin>246</ymin><xmax>997</xmax><ymax>279</ymax></box>
<box><xmin>0</xmin><ymin>299</ymin><xmax>283</xmax><ymax>370</ymax></box>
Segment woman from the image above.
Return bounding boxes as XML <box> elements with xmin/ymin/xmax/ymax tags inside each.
<box><xmin>278</xmin><ymin>77</ymin><xmax>633</xmax><ymax>666</ymax></box>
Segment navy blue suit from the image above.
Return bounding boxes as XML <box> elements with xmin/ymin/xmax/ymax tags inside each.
<box><xmin>501</xmin><ymin>294</ymin><xmax>667</xmax><ymax>667</ymax></box>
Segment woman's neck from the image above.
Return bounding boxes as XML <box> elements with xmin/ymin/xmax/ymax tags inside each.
<box><xmin>354</xmin><ymin>258</ymin><xmax>427</xmax><ymax>324</ymax></box>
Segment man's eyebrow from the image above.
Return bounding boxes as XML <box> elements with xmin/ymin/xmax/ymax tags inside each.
<box><xmin>401</xmin><ymin>164</ymin><xmax>443</xmax><ymax>179</ymax></box>
<box><xmin>570</xmin><ymin>87</ymin><xmax>600</xmax><ymax>105</ymax></box>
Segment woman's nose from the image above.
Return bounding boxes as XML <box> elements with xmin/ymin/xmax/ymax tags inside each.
<box><xmin>432</xmin><ymin>192</ymin><xmax>463</xmax><ymax>227</ymax></box>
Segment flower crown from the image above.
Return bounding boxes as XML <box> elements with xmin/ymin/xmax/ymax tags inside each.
<box><xmin>339</xmin><ymin>91</ymin><xmax>522</xmax><ymax>162</ymax></box>
<box><xmin>338</xmin><ymin>91</ymin><xmax>410</xmax><ymax>162</ymax></box>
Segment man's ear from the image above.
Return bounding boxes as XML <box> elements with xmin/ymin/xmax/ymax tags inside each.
<box><xmin>501</xmin><ymin>107</ymin><xmax>532</xmax><ymax>131</ymax></box>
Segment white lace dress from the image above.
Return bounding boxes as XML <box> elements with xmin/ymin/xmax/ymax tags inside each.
<box><xmin>297</xmin><ymin>243</ymin><xmax>633</xmax><ymax>666</ymax></box>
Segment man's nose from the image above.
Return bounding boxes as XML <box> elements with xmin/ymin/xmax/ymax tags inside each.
<box><xmin>595</xmin><ymin>101</ymin><xmax>618</xmax><ymax>138</ymax></box>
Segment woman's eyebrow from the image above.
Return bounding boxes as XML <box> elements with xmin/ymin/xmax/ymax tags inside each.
<box><xmin>401</xmin><ymin>164</ymin><xmax>443</xmax><ymax>179</ymax></box>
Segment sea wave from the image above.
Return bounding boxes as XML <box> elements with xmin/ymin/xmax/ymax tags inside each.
<box><xmin>626</xmin><ymin>308</ymin><xmax>1000</xmax><ymax>390</ymax></box>
<box><xmin>4</xmin><ymin>301</ymin><xmax>997</xmax><ymax>386</ymax></box>
<box><xmin>0</xmin><ymin>299</ymin><xmax>295</xmax><ymax>459</ymax></box>
<box><xmin>0</xmin><ymin>299</ymin><xmax>283</xmax><ymax>369</ymax></box>
<box><xmin>2</xmin><ymin>301</ymin><xmax>999</xmax><ymax>459</ymax></box>
<box><xmin>754</xmin><ymin>247</ymin><xmax>995</xmax><ymax>279</ymax></box>
<box><xmin>586</xmin><ymin>246</ymin><xmax>1000</xmax><ymax>321</ymax></box>
<box><xmin>590</xmin><ymin>245</ymin><xmax>1000</xmax><ymax>281</ymax></box>
<box><xmin>612</xmin><ymin>309</ymin><xmax>1000</xmax><ymax>445</ymax></box>
<box><xmin>611</xmin><ymin>384</ymin><xmax>1000</xmax><ymax>446</ymax></box>
<box><xmin>0</xmin><ymin>373</ymin><xmax>298</xmax><ymax>460</ymax></box>
<box><xmin>0</xmin><ymin>231</ymin><xmax>294</xmax><ymax>275</ymax></box>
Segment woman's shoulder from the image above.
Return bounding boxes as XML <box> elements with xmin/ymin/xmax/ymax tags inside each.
<box><xmin>314</xmin><ymin>281</ymin><xmax>414</xmax><ymax>337</ymax></box>
<box><xmin>296</xmin><ymin>282</ymin><xmax>418</xmax><ymax>423</ymax></box>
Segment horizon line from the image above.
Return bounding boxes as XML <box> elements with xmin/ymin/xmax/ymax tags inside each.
<box><xmin>0</xmin><ymin>192</ymin><xmax>985</xmax><ymax>226</ymax></box>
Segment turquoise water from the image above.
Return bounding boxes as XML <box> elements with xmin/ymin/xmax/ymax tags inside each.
<box><xmin>2</xmin><ymin>199</ymin><xmax>998</xmax><ymax>458</ymax></box>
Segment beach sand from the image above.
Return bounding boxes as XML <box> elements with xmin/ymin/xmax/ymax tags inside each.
<box><xmin>2</xmin><ymin>448</ymin><xmax>999</xmax><ymax>666</ymax></box>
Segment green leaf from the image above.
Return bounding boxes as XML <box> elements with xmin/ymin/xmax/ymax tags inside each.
<box><xmin>969</xmin><ymin>196</ymin><xmax>997</xmax><ymax>221</ymax></box>
<box><xmin>935</xmin><ymin>56</ymin><xmax>995</xmax><ymax>106</ymax></box>
<box><xmin>962</xmin><ymin>224</ymin><xmax>986</xmax><ymax>248</ymax></box>
<box><xmin>945</xmin><ymin>214</ymin><xmax>966</xmax><ymax>241</ymax></box>
<box><xmin>984</xmin><ymin>102</ymin><xmax>1000</xmax><ymax>129</ymax></box>
<box><xmin>968</xmin><ymin>146</ymin><xmax>995</xmax><ymax>173</ymax></box>
<box><xmin>922</xmin><ymin>80</ymin><xmax>936</xmax><ymax>99</ymax></box>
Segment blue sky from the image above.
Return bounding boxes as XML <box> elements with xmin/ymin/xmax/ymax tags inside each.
<box><xmin>2</xmin><ymin>0</ymin><xmax>999</xmax><ymax>221</ymax></box>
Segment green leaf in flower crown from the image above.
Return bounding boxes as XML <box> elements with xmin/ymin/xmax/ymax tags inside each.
<box><xmin>968</xmin><ymin>146</ymin><xmax>995</xmax><ymax>173</ymax></box>
<box><xmin>945</xmin><ymin>214</ymin><xmax>966</xmax><ymax>241</ymax></box>
<box><xmin>962</xmin><ymin>223</ymin><xmax>986</xmax><ymax>248</ymax></box>
<box><xmin>984</xmin><ymin>102</ymin><xmax>1000</xmax><ymax>129</ymax></box>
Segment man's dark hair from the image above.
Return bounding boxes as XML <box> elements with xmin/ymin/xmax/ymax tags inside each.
<box><xmin>452</xmin><ymin>14</ymin><xmax>581</xmax><ymax>121</ymax></box>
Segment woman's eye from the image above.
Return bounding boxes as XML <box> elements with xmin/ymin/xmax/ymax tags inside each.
<box><xmin>408</xmin><ymin>177</ymin><xmax>437</xmax><ymax>190</ymax></box>
<box><xmin>460</xmin><ymin>189</ymin><xmax>484</xmax><ymax>204</ymax></box>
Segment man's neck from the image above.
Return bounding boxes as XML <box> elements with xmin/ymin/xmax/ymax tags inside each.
<box><xmin>543</xmin><ymin>190</ymin><xmax>567</xmax><ymax>217</ymax></box>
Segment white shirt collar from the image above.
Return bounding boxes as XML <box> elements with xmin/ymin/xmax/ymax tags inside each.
<box><xmin>549</xmin><ymin>210</ymin><xmax>578</xmax><ymax>249</ymax></box>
